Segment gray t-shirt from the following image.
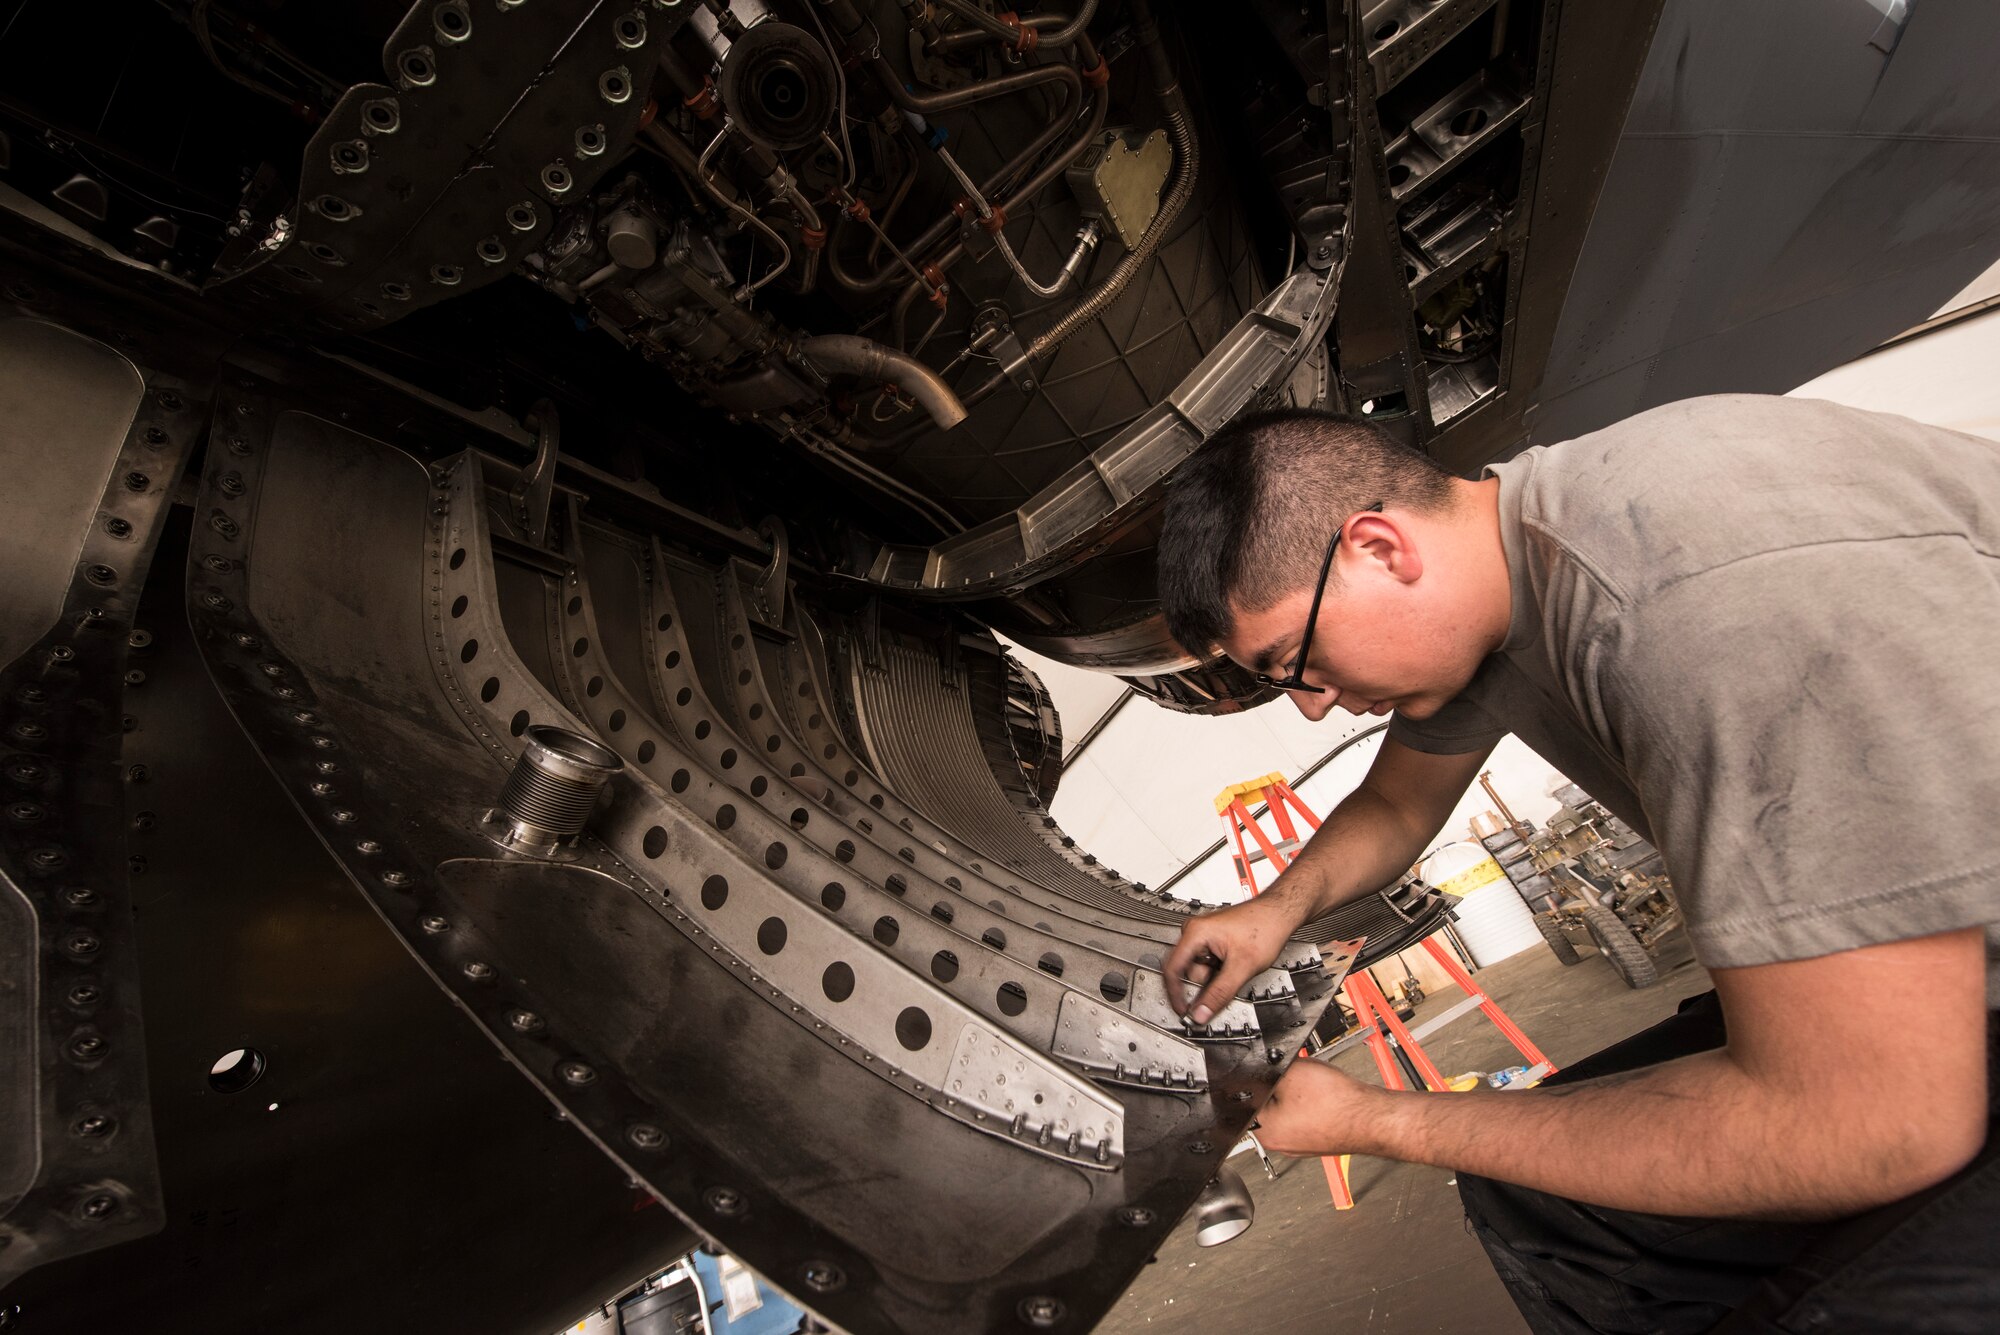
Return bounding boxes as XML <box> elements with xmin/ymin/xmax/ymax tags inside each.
<box><xmin>1391</xmin><ymin>394</ymin><xmax>2000</xmax><ymax>998</ymax></box>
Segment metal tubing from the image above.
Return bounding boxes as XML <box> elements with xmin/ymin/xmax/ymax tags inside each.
<box><xmin>798</xmin><ymin>334</ymin><xmax>969</xmax><ymax>428</ymax></box>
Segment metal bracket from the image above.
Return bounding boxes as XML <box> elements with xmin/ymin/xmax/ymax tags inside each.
<box><xmin>510</xmin><ymin>398</ymin><xmax>559</xmax><ymax>549</ymax></box>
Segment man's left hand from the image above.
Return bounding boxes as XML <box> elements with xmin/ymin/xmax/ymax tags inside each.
<box><xmin>1252</xmin><ymin>1059</ymin><xmax>1378</xmax><ymax>1157</ymax></box>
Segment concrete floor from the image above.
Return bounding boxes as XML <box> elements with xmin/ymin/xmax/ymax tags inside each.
<box><xmin>1098</xmin><ymin>931</ymin><xmax>1714</xmax><ymax>1335</ymax></box>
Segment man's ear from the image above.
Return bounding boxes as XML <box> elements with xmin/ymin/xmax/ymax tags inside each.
<box><xmin>1345</xmin><ymin>511</ymin><xmax>1423</xmax><ymax>584</ymax></box>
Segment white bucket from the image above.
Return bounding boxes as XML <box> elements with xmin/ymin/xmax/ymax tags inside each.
<box><xmin>1422</xmin><ymin>842</ymin><xmax>1543</xmax><ymax>968</ymax></box>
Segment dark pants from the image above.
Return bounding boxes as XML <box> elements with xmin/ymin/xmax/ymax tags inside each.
<box><xmin>1456</xmin><ymin>992</ymin><xmax>2000</xmax><ymax>1334</ymax></box>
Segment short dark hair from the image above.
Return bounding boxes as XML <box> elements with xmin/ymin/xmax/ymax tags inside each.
<box><xmin>1157</xmin><ymin>409</ymin><xmax>1458</xmax><ymax>655</ymax></box>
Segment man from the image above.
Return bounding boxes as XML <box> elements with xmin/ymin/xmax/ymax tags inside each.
<box><xmin>1154</xmin><ymin>394</ymin><xmax>1999</xmax><ymax>1333</ymax></box>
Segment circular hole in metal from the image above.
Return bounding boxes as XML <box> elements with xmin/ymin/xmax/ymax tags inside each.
<box><xmin>736</xmin><ymin>669</ymin><xmax>751</xmax><ymax>685</ymax></box>
<box><xmin>834</xmin><ymin>839</ymin><xmax>855</xmax><ymax>863</ymax></box>
<box><xmin>364</xmin><ymin>99</ymin><xmax>400</xmax><ymax>131</ymax></box>
<box><xmin>643</xmin><ymin>826</ymin><xmax>668</xmax><ymax>858</ymax></box>
<box><xmin>930</xmin><ymin>902</ymin><xmax>954</xmax><ymax>924</ymax></box>
<box><xmin>701</xmin><ymin>874</ymin><xmax>728</xmax><ymax>910</ymax></box>
<box><xmin>570</xmin><ymin>637</ymin><xmax>588</xmax><ymax>657</ymax></box>
<box><xmin>450</xmin><ymin>595</ymin><xmax>468</xmax><ymax>617</ymax></box>
<box><xmin>1099</xmin><ymin>972</ymin><xmax>1130</xmax><ymax>1002</ymax></box>
<box><xmin>510</xmin><ymin>710</ymin><xmax>530</xmax><ymax>736</ymax></box>
<box><xmin>894</xmin><ymin>1007</ymin><xmax>931</xmax><ymax>1051</ymax></box>
<box><xmin>1388</xmin><ymin>160</ymin><xmax>1414</xmax><ymax>188</ymax></box>
<box><xmin>316</xmin><ymin>194</ymin><xmax>352</xmax><ymax>220</ymax></box>
<box><xmin>586</xmin><ymin>676</ymin><xmax>603</xmax><ymax>697</ymax></box>
<box><xmin>308</xmin><ymin>241</ymin><xmax>345</xmax><ymax>264</ymax></box>
<box><xmin>981</xmin><ymin>927</ymin><xmax>1006</xmax><ymax>950</ymax></box>
<box><xmin>765</xmin><ymin>735</ymin><xmax>780</xmax><ymax>752</ymax></box>
<box><xmin>693</xmin><ymin>720</ymin><xmax>710</xmax><ymax>740</ymax></box>
<box><xmin>844</xmin><ymin>769</ymin><xmax>859</xmax><ymax>786</ymax></box>
<box><xmin>381</xmin><ymin>280</ymin><xmax>414</xmax><ymax>302</ymax></box>
<box><xmin>616</xmin><ymin>14</ymin><xmax>646</xmax><ymax>47</ymax></box>
<box><xmin>1372</xmin><ymin>18</ymin><xmax>1400</xmax><ymax>43</ymax></box>
<box><xmin>600</xmin><ymin>68</ymin><xmax>631</xmax><ymax>103</ymax></box>
<box><xmin>820</xmin><ymin>881</ymin><xmax>845</xmax><ymax>911</ymax></box>
<box><xmin>719</xmin><ymin>748</ymin><xmax>736</xmax><ymax>769</ymax></box>
<box><xmin>671</xmin><ymin>769</ymin><xmax>690</xmax><ymax>792</ymax></box>
<box><xmin>449</xmin><ymin>547</ymin><xmax>466</xmax><ymax>569</ymax></box>
<box><xmin>664</xmin><ymin>650</ymin><xmax>681</xmax><ymax>668</ymax></box>
<box><xmin>433</xmin><ymin>2</ymin><xmax>469</xmax><ymax>39</ymax></box>
<box><xmin>608</xmin><ymin>709</ymin><xmax>626</xmax><ymax>732</ymax></box>
<box><xmin>506</xmin><ymin>203</ymin><xmax>538</xmax><ymax>232</ymax></box>
<box><xmin>576</xmin><ymin>126</ymin><xmax>606</xmax><ymax>156</ymax></box>
<box><xmin>1450</xmin><ymin>106</ymin><xmax>1489</xmax><ymax>138</ymax></box>
<box><xmin>872</xmin><ymin>915</ymin><xmax>898</xmax><ymax>946</ymax></box>
<box><xmin>480</xmin><ymin>677</ymin><xmax>499</xmax><ymax>703</ymax></box>
<box><xmin>868</xmin><ymin>794</ymin><xmax>884</xmax><ymax>809</ymax></box>
<box><xmin>747</xmin><ymin>703</ymin><xmax>764</xmax><ymax>721</ymax></box>
<box><xmin>399</xmin><ymin>49</ymin><xmax>436</xmax><ymax>84</ymax></box>
<box><xmin>807</xmin><ymin>712</ymin><xmax>823</xmax><ymax>729</ymax></box>
<box><xmin>764</xmin><ymin>842</ymin><xmax>787</xmax><ymax>869</ymax></box>
<box><xmin>884</xmin><ymin>874</ymin><xmax>908</xmax><ymax>897</ymax></box>
<box><xmin>541</xmin><ymin>164</ymin><xmax>572</xmax><ymax>194</ymax></box>
<box><xmin>207</xmin><ymin>1046</ymin><xmax>266</xmax><ymax>1094</ymax></box>
<box><xmin>637</xmin><ymin>739</ymin><xmax>655</xmax><ymax>763</ymax></box>
<box><xmin>1037</xmin><ymin>952</ymin><xmax>1065</xmax><ymax>977</ymax></box>
<box><xmin>658</xmin><ymin>613</ymin><xmax>674</xmax><ymax>631</ymax></box>
<box><xmin>788</xmin><ymin>807</ymin><xmax>809</xmax><ymax>829</ymax></box>
<box><xmin>822</xmin><ymin>744</ymin><xmax>836</xmax><ymax>759</ymax></box>
<box><xmin>675</xmin><ymin>687</ymin><xmax>692</xmax><ymax>706</ymax></box>
<box><xmin>714</xmin><ymin>804</ymin><xmax>736</xmax><ymax>830</ymax></box>
<box><xmin>459</xmin><ymin>639</ymin><xmax>478</xmax><ymax>663</ymax></box>
<box><xmin>996</xmin><ymin>982</ymin><xmax>1028</xmax><ymax>1017</ymax></box>
<box><xmin>750</xmin><ymin>776</ymin><xmax>768</xmax><ymax>797</ymax></box>
<box><xmin>477</xmin><ymin>237</ymin><xmax>508</xmax><ymax>264</ymax></box>
<box><xmin>931</xmin><ymin>950</ymin><xmax>959</xmax><ymax>983</ymax></box>
<box><xmin>757</xmin><ymin>916</ymin><xmax>787</xmax><ymax>955</ymax></box>
<box><xmin>821</xmin><ymin>960</ymin><xmax>854</xmax><ymax>1002</ymax></box>
<box><xmin>791</xmin><ymin>764</ymin><xmax>806</xmax><ymax>777</ymax></box>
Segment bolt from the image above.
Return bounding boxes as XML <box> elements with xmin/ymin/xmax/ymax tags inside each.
<box><xmin>157</xmin><ymin>390</ymin><xmax>184</xmax><ymax>411</ymax></box>
<box><xmin>16</xmin><ymin>686</ymin><xmax>45</xmax><ymax>704</ymax></box>
<box><xmin>48</xmin><ymin>645</ymin><xmax>74</xmax><ymax>662</ymax></box>
<box><xmin>86</xmin><ymin>564</ymin><xmax>116</xmax><ymax>587</ymax></box>
<box><xmin>125</xmin><ymin>764</ymin><xmax>149</xmax><ymax>785</ymax></box>
<box><xmin>127</xmin><ymin>629</ymin><xmax>152</xmax><ymax>649</ymax></box>
<box><xmin>66</xmin><ymin>983</ymin><xmax>101</xmax><ymax>1007</ymax></box>
<box><xmin>124</xmin><ymin>471</ymin><xmax>149</xmax><ymax>492</ymax></box>
<box><xmin>219</xmin><ymin>473</ymin><xmax>246</xmax><ymax>497</ymax></box>
<box><xmin>310</xmin><ymin>781</ymin><xmax>334</xmax><ymax>797</ymax></box>
<box><xmin>68</xmin><ymin>1034</ymin><xmax>107</xmax><ymax>1061</ymax></box>
<box><xmin>380</xmin><ymin>870</ymin><xmax>411</xmax><ymax>887</ymax></box>
<box><xmin>558</xmin><ymin>1060</ymin><xmax>596</xmax><ymax>1087</ymax></box>
<box><xmin>78</xmin><ymin>1193</ymin><xmax>117</xmax><ymax>1220</ymax></box>
<box><xmin>7</xmin><ymin>802</ymin><xmax>44</xmax><ymax>822</ymax></box>
<box><xmin>143</xmin><ymin>426</ymin><xmax>168</xmax><ymax>446</ymax></box>
<box><xmin>1019</xmin><ymin>1296</ymin><xmax>1066</xmax><ymax>1328</ymax></box>
<box><xmin>1116</xmin><ymin>1205</ymin><xmax>1155</xmax><ymax>1228</ymax></box>
<box><xmin>627</xmin><ymin>1122</ymin><xmax>666</xmax><ymax>1150</ymax></box>
<box><xmin>7</xmin><ymin>760</ymin><xmax>46</xmax><ymax>783</ymax></box>
<box><xmin>507</xmin><ymin>1008</ymin><xmax>543</xmax><ymax>1032</ymax></box>
<box><xmin>209</xmin><ymin>513</ymin><xmax>239</xmax><ymax>539</ymax></box>
<box><xmin>202</xmin><ymin>591</ymin><xmax>232</xmax><ymax>610</ymax></box>
<box><xmin>329</xmin><ymin>809</ymin><xmax>356</xmax><ymax>823</ymax></box>
<box><xmin>231</xmin><ymin>632</ymin><xmax>259</xmax><ymax>650</ymax></box>
<box><xmin>105</xmin><ymin>516</ymin><xmax>133</xmax><ymax>538</ymax></box>
<box><xmin>1230</xmin><ymin>1089</ymin><xmax>1253</xmax><ymax>1103</ymax></box>
<box><xmin>124</xmin><ymin>670</ymin><xmax>146</xmax><ymax>687</ymax></box>
<box><xmin>355</xmin><ymin>839</ymin><xmax>382</xmax><ymax>854</ymax></box>
<box><xmin>801</xmin><ymin>1262</ymin><xmax>845</xmax><ymax>1294</ymax></box>
<box><xmin>72</xmin><ymin>1114</ymin><xmax>114</xmax><ymax>1138</ymax></box>
<box><xmin>130</xmin><ymin>811</ymin><xmax>154</xmax><ymax>831</ymax></box>
<box><xmin>1267</xmin><ymin>1047</ymin><xmax>1285</xmax><ymax>1063</ymax></box>
<box><xmin>128</xmin><ymin>854</ymin><xmax>147</xmax><ymax>875</ymax></box>
<box><xmin>30</xmin><ymin>847</ymin><xmax>66</xmax><ymax>869</ymax></box>
<box><xmin>205</xmin><ymin>555</ymin><xmax>236</xmax><ymax>574</ymax></box>
<box><xmin>227</xmin><ymin>435</ymin><xmax>250</xmax><ymax>456</ymax></box>
<box><xmin>1188</xmin><ymin>1139</ymin><xmax>1212</xmax><ymax>1154</ymax></box>
<box><xmin>703</xmin><ymin>1185</ymin><xmax>745</xmax><ymax>1216</ymax></box>
<box><xmin>420</xmin><ymin>914</ymin><xmax>449</xmax><ymax>933</ymax></box>
<box><xmin>463</xmin><ymin>961</ymin><xmax>494</xmax><ymax>980</ymax></box>
<box><xmin>63</xmin><ymin>886</ymin><xmax>98</xmax><ymax>907</ymax></box>
<box><xmin>63</xmin><ymin>932</ymin><xmax>102</xmax><ymax>959</ymax></box>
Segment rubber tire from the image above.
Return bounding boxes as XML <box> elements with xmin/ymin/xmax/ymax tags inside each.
<box><xmin>1534</xmin><ymin>912</ymin><xmax>1582</xmax><ymax>966</ymax></box>
<box><xmin>1582</xmin><ymin>905</ymin><xmax>1659</xmax><ymax>989</ymax></box>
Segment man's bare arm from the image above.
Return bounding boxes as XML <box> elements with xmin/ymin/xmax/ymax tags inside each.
<box><xmin>1162</xmin><ymin>738</ymin><xmax>1492</xmax><ymax>1021</ymax></box>
<box><xmin>1258</xmin><ymin>926</ymin><xmax>1989</xmax><ymax>1219</ymax></box>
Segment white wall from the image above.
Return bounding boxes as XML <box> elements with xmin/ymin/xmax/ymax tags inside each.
<box><xmin>1015</xmin><ymin>270</ymin><xmax>2000</xmax><ymax>906</ymax></box>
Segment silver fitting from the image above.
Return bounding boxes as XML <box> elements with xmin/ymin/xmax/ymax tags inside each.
<box><xmin>485</xmin><ymin>725</ymin><xmax>623</xmax><ymax>855</ymax></box>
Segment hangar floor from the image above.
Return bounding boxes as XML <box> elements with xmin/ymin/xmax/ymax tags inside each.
<box><xmin>1099</xmin><ymin>931</ymin><xmax>1714</xmax><ymax>1335</ymax></box>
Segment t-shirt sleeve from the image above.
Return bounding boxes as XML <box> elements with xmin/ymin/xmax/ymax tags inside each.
<box><xmin>1596</xmin><ymin>536</ymin><xmax>2000</xmax><ymax>974</ymax></box>
<box><xmin>1388</xmin><ymin>692</ymin><xmax>1506</xmax><ymax>755</ymax></box>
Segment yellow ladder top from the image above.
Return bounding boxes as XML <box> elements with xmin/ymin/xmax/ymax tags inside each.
<box><xmin>1214</xmin><ymin>772</ymin><xmax>1288</xmax><ymax>815</ymax></box>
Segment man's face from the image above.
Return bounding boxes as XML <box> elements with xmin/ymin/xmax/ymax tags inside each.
<box><xmin>1219</xmin><ymin>525</ymin><xmax>1483</xmax><ymax>723</ymax></box>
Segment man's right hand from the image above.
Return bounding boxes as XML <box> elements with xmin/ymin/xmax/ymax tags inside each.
<box><xmin>1159</xmin><ymin>892</ymin><xmax>1313</xmax><ymax>1024</ymax></box>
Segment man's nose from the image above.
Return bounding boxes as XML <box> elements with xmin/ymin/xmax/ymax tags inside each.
<box><xmin>1291</xmin><ymin>690</ymin><xmax>1335</xmax><ymax>722</ymax></box>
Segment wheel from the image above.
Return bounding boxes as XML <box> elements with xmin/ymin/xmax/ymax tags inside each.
<box><xmin>1582</xmin><ymin>905</ymin><xmax>1659</xmax><ymax>989</ymax></box>
<box><xmin>1534</xmin><ymin>912</ymin><xmax>1582</xmax><ymax>966</ymax></box>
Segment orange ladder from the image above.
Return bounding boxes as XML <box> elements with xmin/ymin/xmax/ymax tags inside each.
<box><xmin>1216</xmin><ymin>772</ymin><xmax>1557</xmax><ymax>1208</ymax></box>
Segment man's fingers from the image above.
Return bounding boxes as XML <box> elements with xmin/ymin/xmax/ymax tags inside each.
<box><xmin>1160</xmin><ymin>929</ymin><xmax>1220</xmax><ymax>1015</ymax></box>
<box><xmin>1188</xmin><ymin>958</ymin><xmax>1256</xmax><ymax>1027</ymax></box>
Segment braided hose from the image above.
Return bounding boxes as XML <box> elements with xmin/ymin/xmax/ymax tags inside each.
<box><xmin>1019</xmin><ymin>0</ymin><xmax>1197</xmax><ymax>364</ymax></box>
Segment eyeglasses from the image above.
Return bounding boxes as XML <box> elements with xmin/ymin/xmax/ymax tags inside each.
<box><xmin>1252</xmin><ymin>502</ymin><xmax>1383</xmax><ymax>695</ymax></box>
